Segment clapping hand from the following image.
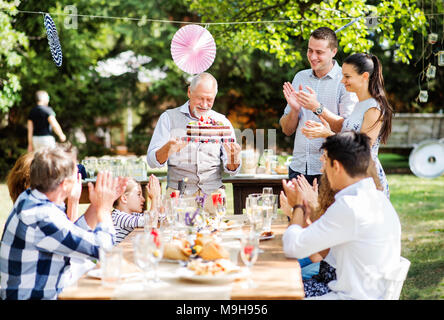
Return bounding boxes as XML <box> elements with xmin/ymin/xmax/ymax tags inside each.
<box><xmin>114</xmin><ymin>176</ymin><xmax>129</xmax><ymax>202</ymax></box>
<box><xmin>283</xmin><ymin>82</ymin><xmax>301</xmax><ymax>112</ymax></box>
<box><xmin>67</xmin><ymin>172</ymin><xmax>82</xmax><ymax>222</ymax></box>
<box><xmin>295</xmin><ymin>175</ymin><xmax>318</xmax><ymax>209</ymax></box>
<box><xmin>69</xmin><ymin>172</ymin><xmax>82</xmax><ymax>203</ymax></box>
<box><xmin>88</xmin><ymin>172</ymin><xmax>128</xmax><ymax>214</ymax></box>
<box><xmin>146</xmin><ymin>174</ymin><xmax>161</xmax><ymax>207</ymax></box>
<box><xmin>281</xmin><ymin>180</ymin><xmax>313</xmax><ymax>228</ymax></box>
<box><xmin>279</xmin><ymin>191</ymin><xmax>293</xmax><ymax>219</ymax></box>
<box><xmin>281</xmin><ymin>179</ymin><xmax>303</xmax><ymax>207</ymax></box>
<box><xmin>294</xmin><ymin>86</ymin><xmax>319</xmax><ymax>111</ymax></box>
<box><xmin>301</xmin><ymin>117</ymin><xmax>333</xmax><ymax>139</ymax></box>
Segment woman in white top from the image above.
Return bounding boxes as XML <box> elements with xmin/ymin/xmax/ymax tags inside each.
<box><xmin>287</xmin><ymin>53</ymin><xmax>393</xmax><ymax>198</ymax></box>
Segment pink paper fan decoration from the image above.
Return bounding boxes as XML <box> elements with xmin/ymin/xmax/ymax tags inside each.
<box><xmin>171</xmin><ymin>24</ymin><xmax>216</xmax><ymax>74</ymax></box>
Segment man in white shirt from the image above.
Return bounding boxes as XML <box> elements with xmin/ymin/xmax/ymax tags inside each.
<box><xmin>146</xmin><ymin>72</ymin><xmax>241</xmax><ymax>214</ymax></box>
<box><xmin>280</xmin><ymin>27</ymin><xmax>357</xmax><ymax>185</ymax></box>
<box><xmin>281</xmin><ymin>131</ymin><xmax>401</xmax><ymax>299</ymax></box>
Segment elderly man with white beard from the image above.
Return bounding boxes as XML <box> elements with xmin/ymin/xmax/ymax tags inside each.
<box><xmin>146</xmin><ymin>72</ymin><xmax>241</xmax><ymax>214</ymax></box>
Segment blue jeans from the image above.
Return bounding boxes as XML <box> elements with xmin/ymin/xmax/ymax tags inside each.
<box><xmin>288</xmin><ymin>168</ymin><xmax>321</xmax><ymax>279</ymax></box>
<box><xmin>299</xmin><ymin>257</ymin><xmax>320</xmax><ymax>280</ymax></box>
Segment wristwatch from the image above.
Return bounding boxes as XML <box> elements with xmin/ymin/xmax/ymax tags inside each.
<box><xmin>313</xmin><ymin>103</ymin><xmax>324</xmax><ymax>116</ymax></box>
<box><xmin>289</xmin><ymin>204</ymin><xmax>305</xmax><ymax>224</ymax></box>
<box><xmin>292</xmin><ymin>204</ymin><xmax>305</xmax><ymax>214</ymax></box>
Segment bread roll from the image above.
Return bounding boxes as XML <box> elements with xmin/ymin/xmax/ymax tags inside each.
<box><xmin>199</xmin><ymin>241</ymin><xmax>229</xmax><ymax>261</ymax></box>
<box><xmin>163</xmin><ymin>239</ymin><xmax>191</xmax><ymax>261</ymax></box>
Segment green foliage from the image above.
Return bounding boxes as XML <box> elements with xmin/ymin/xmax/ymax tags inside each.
<box><xmin>0</xmin><ymin>0</ymin><xmax>28</xmax><ymax>112</ymax></box>
<box><xmin>188</xmin><ymin>0</ymin><xmax>426</xmax><ymax>66</ymax></box>
<box><xmin>0</xmin><ymin>0</ymin><xmax>439</xmax><ymax>181</ymax></box>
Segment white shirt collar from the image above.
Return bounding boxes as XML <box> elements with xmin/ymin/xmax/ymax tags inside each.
<box><xmin>30</xmin><ymin>188</ymin><xmax>66</xmax><ymax>211</ymax></box>
<box><xmin>310</xmin><ymin>59</ymin><xmax>341</xmax><ymax>79</ymax></box>
<box><xmin>334</xmin><ymin>177</ymin><xmax>376</xmax><ymax>200</ymax></box>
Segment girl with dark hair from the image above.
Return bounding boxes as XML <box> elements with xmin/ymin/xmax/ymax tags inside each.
<box><xmin>299</xmin><ymin>53</ymin><xmax>393</xmax><ymax>198</ymax></box>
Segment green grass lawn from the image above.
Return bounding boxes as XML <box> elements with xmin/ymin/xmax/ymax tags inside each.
<box><xmin>387</xmin><ymin>175</ymin><xmax>444</xmax><ymax>300</ymax></box>
<box><xmin>379</xmin><ymin>153</ymin><xmax>410</xmax><ymax>169</ymax></box>
<box><xmin>0</xmin><ymin>174</ymin><xmax>443</xmax><ymax>299</ymax></box>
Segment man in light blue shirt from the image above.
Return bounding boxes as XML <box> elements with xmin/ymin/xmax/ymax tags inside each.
<box><xmin>280</xmin><ymin>27</ymin><xmax>357</xmax><ymax>185</ymax></box>
<box><xmin>146</xmin><ymin>72</ymin><xmax>241</xmax><ymax>214</ymax></box>
<box><xmin>280</xmin><ymin>27</ymin><xmax>358</xmax><ymax>280</ymax></box>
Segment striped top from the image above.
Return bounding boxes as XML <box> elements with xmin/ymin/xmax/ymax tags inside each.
<box><xmin>111</xmin><ymin>209</ymin><xmax>145</xmax><ymax>244</ymax></box>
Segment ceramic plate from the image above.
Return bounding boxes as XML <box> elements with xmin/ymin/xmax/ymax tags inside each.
<box><xmin>86</xmin><ymin>269</ymin><xmax>139</xmax><ymax>280</ymax></box>
<box><xmin>259</xmin><ymin>234</ymin><xmax>275</xmax><ymax>241</ymax></box>
<box><xmin>176</xmin><ymin>267</ymin><xmax>245</xmax><ymax>284</ymax></box>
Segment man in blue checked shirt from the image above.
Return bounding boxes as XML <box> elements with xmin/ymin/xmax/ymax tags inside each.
<box><xmin>0</xmin><ymin>145</ymin><xmax>128</xmax><ymax>300</ymax></box>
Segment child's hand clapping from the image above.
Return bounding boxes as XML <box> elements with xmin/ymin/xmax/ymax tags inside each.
<box><xmin>146</xmin><ymin>174</ymin><xmax>161</xmax><ymax>208</ymax></box>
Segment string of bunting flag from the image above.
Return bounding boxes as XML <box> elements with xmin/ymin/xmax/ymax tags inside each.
<box><xmin>2</xmin><ymin>8</ymin><xmax>442</xmax><ymax>107</ymax></box>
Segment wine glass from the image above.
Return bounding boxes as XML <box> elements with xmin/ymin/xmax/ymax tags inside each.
<box><xmin>144</xmin><ymin>210</ymin><xmax>159</xmax><ymax>233</ymax></box>
<box><xmin>240</xmin><ymin>234</ymin><xmax>259</xmax><ymax>289</ymax></box>
<box><xmin>82</xmin><ymin>158</ymin><xmax>97</xmax><ymax>179</ymax></box>
<box><xmin>160</xmin><ymin>195</ymin><xmax>174</xmax><ymax>238</ymax></box>
<box><xmin>132</xmin><ymin>233</ymin><xmax>151</xmax><ymax>287</ymax></box>
<box><xmin>212</xmin><ymin>193</ymin><xmax>226</xmax><ymax>229</ymax></box>
<box><xmin>146</xmin><ymin>229</ymin><xmax>164</xmax><ymax>284</ymax></box>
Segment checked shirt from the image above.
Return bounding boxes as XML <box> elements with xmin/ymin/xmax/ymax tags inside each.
<box><xmin>0</xmin><ymin>189</ymin><xmax>115</xmax><ymax>300</ymax></box>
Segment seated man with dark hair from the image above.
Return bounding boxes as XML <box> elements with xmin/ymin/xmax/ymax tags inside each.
<box><xmin>281</xmin><ymin>131</ymin><xmax>401</xmax><ymax>299</ymax></box>
<box><xmin>0</xmin><ymin>146</ymin><xmax>127</xmax><ymax>300</ymax></box>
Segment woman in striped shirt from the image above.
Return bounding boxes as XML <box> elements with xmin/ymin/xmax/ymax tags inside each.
<box><xmin>111</xmin><ymin>175</ymin><xmax>161</xmax><ymax>244</ymax></box>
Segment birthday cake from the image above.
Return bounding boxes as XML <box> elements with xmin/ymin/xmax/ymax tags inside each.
<box><xmin>186</xmin><ymin>116</ymin><xmax>231</xmax><ymax>137</ymax></box>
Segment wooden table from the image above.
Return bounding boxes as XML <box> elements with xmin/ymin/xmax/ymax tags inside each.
<box><xmin>222</xmin><ymin>174</ymin><xmax>288</xmax><ymax>215</ymax></box>
<box><xmin>58</xmin><ymin>215</ymin><xmax>304</xmax><ymax>300</ymax></box>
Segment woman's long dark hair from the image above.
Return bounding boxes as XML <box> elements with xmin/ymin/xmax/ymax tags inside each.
<box><xmin>343</xmin><ymin>53</ymin><xmax>393</xmax><ymax>144</ymax></box>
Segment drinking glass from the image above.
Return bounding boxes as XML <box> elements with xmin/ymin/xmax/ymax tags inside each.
<box><xmin>263</xmin><ymin>149</ymin><xmax>274</xmax><ymax>174</ymax></box>
<box><xmin>262</xmin><ymin>187</ymin><xmax>273</xmax><ymax>195</ymax></box>
<box><xmin>175</xmin><ymin>197</ymin><xmax>197</xmax><ymax>228</ymax></box>
<box><xmin>99</xmin><ymin>246</ymin><xmax>122</xmax><ymax>287</ymax></box>
<box><xmin>144</xmin><ymin>210</ymin><xmax>159</xmax><ymax>232</ymax></box>
<box><xmin>159</xmin><ymin>195</ymin><xmax>174</xmax><ymax>237</ymax></box>
<box><xmin>212</xmin><ymin>193</ymin><xmax>226</xmax><ymax>229</ymax></box>
<box><xmin>132</xmin><ymin>233</ymin><xmax>151</xmax><ymax>287</ymax></box>
<box><xmin>269</xmin><ymin>155</ymin><xmax>278</xmax><ymax>174</ymax></box>
<box><xmin>240</xmin><ymin>234</ymin><xmax>259</xmax><ymax>289</ymax></box>
<box><xmin>82</xmin><ymin>158</ymin><xmax>97</xmax><ymax>179</ymax></box>
<box><xmin>146</xmin><ymin>229</ymin><xmax>164</xmax><ymax>284</ymax></box>
<box><xmin>245</xmin><ymin>193</ymin><xmax>262</xmax><ymax>228</ymax></box>
<box><xmin>250</xmin><ymin>196</ymin><xmax>265</xmax><ymax>238</ymax></box>
<box><xmin>261</xmin><ymin>194</ymin><xmax>277</xmax><ymax>232</ymax></box>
